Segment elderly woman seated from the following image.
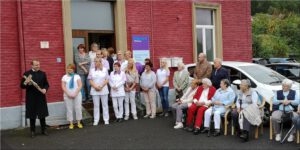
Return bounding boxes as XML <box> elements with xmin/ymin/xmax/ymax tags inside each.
<box><xmin>202</xmin><ymin>79</ymin><xmax>235</xmax><ymax>136</ymax></box>
<box><xmin>231</xmin><ymin>79</ymin><xmax>260</xmax><ymax>142</ymax></box>
<box><xmin>172</xmin><ymin>79</ymin><xmax>199</xmax><ymax>129</ymax></box>
<box><xmin>271</xmin><ymin>79</ymin><xmax>299</xmax><ymax>142</ymax></box>
<box><xmin>184</xmin><ymin>78</ymin><xmax>216</xmax><ymax>135</ymax></box>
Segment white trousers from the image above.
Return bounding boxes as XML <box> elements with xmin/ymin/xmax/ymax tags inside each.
<box><xmin>204</xmin><ymin>107</ymin><xmax>225</xmax><ymax>129</ymax></box>
<box><xmin>125</xmin><ymin>91</ymin><xmax>137</xmax><ymax>116</ymax></box>
<box><xmin>112</xmin><ymin>97</ymin><xmax>125</xmax><ymax>119</ymax></box>
<box><xmin>64</xmin><ymin>93</ymin><xmax>82</xmax><ymax>122</ymax></box>
<box><xmin>92</xmin><ymin>95</ymin><xmax>109</xmax><ymax>123</ymax></box>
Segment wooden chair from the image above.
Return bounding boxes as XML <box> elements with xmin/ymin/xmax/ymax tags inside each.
<box><xmin>231</xmin><ymin>94</ymin><xmax>266</xmax><ymax>140</ymax></box>
<box><xmin>270</xmin><ymin>97</ymin><xmax>300</xmax><ymax>143</ymax></box>
<box><xmin>255</xmin><ymin>94</ymin><xmax>266</xmax><ymax>139</ymax></box>
<box><xmin>269</xmin><ymin>97</ymin><xmax>273</xmax><ymax>140</ymax></box>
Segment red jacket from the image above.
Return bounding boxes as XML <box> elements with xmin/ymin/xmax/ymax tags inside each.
<box><xmin>193</xmin><ymin>86</ymin><xmax>216</xmax><ymax>101</ymax></box>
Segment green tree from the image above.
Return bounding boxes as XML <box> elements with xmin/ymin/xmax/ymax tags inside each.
<box><xmin>252</xmin><ymin>1</ymin><xmax>300</xmax><ymax>60</ymax></box>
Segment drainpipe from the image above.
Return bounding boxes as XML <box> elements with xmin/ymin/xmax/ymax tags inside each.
<box><xmin>150</xmin><ymin>1</ymin><xmax>155</xmax><ymax>67</ymax></box>
<box><xmin>17</xmin><ymin>0</ymin><xmax>26</xmax><ymax>128</ymax></box>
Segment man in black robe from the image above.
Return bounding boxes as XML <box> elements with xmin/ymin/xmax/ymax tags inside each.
<box><xmin>20</xmin><ymin>60</ymin><xmax>49</xmax><ymax>138</ymax></box>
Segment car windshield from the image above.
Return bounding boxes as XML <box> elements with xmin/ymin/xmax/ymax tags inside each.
<box><xmin>239</xmin><ymin>65</ymin><xmax>286</xmax><ymax>84</ymax></box>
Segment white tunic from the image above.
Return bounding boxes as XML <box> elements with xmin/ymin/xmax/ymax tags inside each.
<box><xmin>61</xmin><ymin>74</ymin><xmax>81</xmax><ymax>97</ymax></box>
<box><xmin>109</xmin><ymin>71</ymin><xmax>126</xmax><ymax>97</ymax></box>
<box><xmin>88</xmin><ymin>68</ymin><xmax>109</xmax><ymax>96</ymax></box>
<box><xmin>156</xmin><ymin>68</ymin><xmax>170</xmax><ymax>87</ymax></box>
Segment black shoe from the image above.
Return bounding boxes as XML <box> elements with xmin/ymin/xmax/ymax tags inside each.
<box><xmin>117</xmin><ymin>118</ymin><xmax>123</xmax><ymax>122</ymax></box>
<box><xmin>213</xmin><ymin>130</ymin><xmax>221</xmax><ymax>137</ymax></box>
<box><xmin>41</xmin><ymin>130</ymin><xmax>49</xmax><ymax>136</ymax></box>
<box><xmin>114</xmin><ymin>119</ymin><xmax>119</xmax><ymax>122</ymax></box>
<box><xmin>193</xmin><ymin>128</ymin><xmax>200</xmax><ymax>135</ymax></box>
<box><xmin>240</xmin><ymin>131</ymin><xmax>249</xmax><ymax>142</ymax></box>
<box><xmin>30</xmin><ymin>131</ymin><xmax>35</xmax><ymax>138</ymax></box>
<box><xmin>236</xmin><ymin>128</ymin><xmax>241</xmax><ymax>137</ymax></box>
<box><xmin>201</xmin><ymin>128</ymin><xmax>210</xmax><ymax>133</ymax></box>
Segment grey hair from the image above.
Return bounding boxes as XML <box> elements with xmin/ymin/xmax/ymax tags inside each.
<box><xmin>282</xmin><ymin>79</ymin><xmax>293</xmax><ymax>88</ymax></box>
<box><xmin>241</xmin><ymin>79</ymin><xmax>251</xmax><ymax>88</ymax></box>
<box><xmin>177</xmin><ymin>62</ymin><xmax>185</xmax><ymax>68</ymax></box>
<box><xmin>214</xmin><ymin>58</ymin><xmax>222</xmax><ymax>65</ymax></box>
<box><xmin>202</xmin><ymin>78</ymin><xmax>212</xmax><ymax>87</ymax></box>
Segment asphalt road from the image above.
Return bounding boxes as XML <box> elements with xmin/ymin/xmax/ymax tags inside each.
<box><xmin>1</xmin><ymin>116</ymin><xmax>299</xmax><ymax>150</ymax></box>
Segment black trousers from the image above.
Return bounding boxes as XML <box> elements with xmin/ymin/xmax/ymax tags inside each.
<box><xmin>232</xmin><ymin>109</ymin><xmax>251</xmax><ymax>132</ymax></box>
<box><xmin>30</xmin><ymin>118</ymin><xmax>46</xmax><ymax>132</ymax></box>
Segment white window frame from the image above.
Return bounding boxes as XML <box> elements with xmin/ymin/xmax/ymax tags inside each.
<box><xmin>195</xmin><ymin>10</ymin><xmax>216</xmax><ymax>61</ymax></box>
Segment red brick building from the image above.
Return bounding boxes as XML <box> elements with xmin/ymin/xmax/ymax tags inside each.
<box><xmin>0</xmin><ymin>0</ymin><xmax>252</xmax><ymax>129</ymax></box>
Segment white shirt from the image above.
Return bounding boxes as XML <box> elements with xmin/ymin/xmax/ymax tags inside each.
<box><xmin>156</xmin><ymin>68</ymin><xmax>170</xmax><ymax>87</ymax></box>
<box><xmin>198</xmin><ymin>88</ymin><xmax>210</xmax><ymax>106</ymax></box>
<box><xmin>88</xmin><ymin>68</ymin><xmax>109</xmax><ymax>96</ymax></box>
<box><xmin>90</xmin><ymin>58</ymin><xmax>110</xmax><ymax>71</ymax></box>
<box><xmin>109</xmin><ymin>71</ymin><xmax>126</xmax><ymax>97</ymax></box>
<box><xmin>61</xmin><ymin>74</ymin><xmax>81</xmax><ymax>97</ymax></box>
<box><xmin>89</xmin><ymin>51</ymin><xmax>97</xmax><ymax>62</ymax></box>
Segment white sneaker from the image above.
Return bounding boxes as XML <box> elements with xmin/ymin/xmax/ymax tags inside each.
<box><xmin>174</xmin><ymin>122</ymin><xmax>183</xmax><ymax>129</ymax></box>
<box><xmin>275</xmin><ymin>134</ymin><xmax>281</xmax><ymax>142</ymax></box>
<box><xmin>93</xmin><ymin>122</ymin><xmax>98</xmax><ymax>126</ymax></box>
<box><xmin>287</xmin><ymin>135</ymin><xmax>294</xmax><ymax>142</ymax></box>
<box><xmin>104</xmin><ymin>121</ymin><xmax>109</xmax><ymax>125</ymax></box>
<box><xmin>133</xmin><ymin>114</ymin><xmax>138</xmax><ymax>120</ymax></box>
<box><xmin>124</xmin><ymin>116</ymin><xmax>129</xmax><ymax>120</ymax></box>
<box><xmin>150</xmin><ymin>115</ymin><xmax>156</xmax><ymax>119</ymax></box>
<box><xmin>144</xmin><ymin>114</ymin><xmax>150</xmax><ymax>118</ymax></box>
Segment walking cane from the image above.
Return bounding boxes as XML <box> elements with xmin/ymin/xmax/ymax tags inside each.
<box><xmin>207</xmin><ymin>104</ymin><xmax>215</xmax><ymax>137</ymax></box>
<box><xmin>280</xmin><ymin>124</ymin><xmax>295</xmax><ymax>144</ymax></box>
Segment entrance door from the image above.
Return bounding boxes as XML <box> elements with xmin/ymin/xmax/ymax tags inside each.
<box><xmin>72</xmin><ymin>30</ymin><xmax>115</xmax><ymax>52</ymax></box>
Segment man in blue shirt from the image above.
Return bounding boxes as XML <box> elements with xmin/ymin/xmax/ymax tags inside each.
<box><xmin>211</xmin><ymin>58</ymin><xmax>229</xmax><ymax>89</ymax></box>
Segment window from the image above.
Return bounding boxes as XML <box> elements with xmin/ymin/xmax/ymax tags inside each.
<box><xmin>195</xmin><ymin>8</ymin><xmax>216</xmax><ymax>61</ymax></box>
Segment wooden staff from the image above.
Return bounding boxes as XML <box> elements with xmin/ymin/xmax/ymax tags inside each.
<box><xmin>23</xmin><ymin>75</ymin><xmax>44</xmax><ymax>94</ymax></box>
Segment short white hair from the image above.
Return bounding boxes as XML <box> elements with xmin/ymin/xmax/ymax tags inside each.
<box><xmin>202</xmin><ymin>78</ymin><xmax>212</xmax><ymax>87</ymax></box>
<box><xmin>282</xmin><ymin>79</ymin><xmax>293</xmax><ymax>88</ymax></box>
<box><xmin>214</xmin><ymin>58</ymin><xmax>222</xmax><ymax>65</ymax></box>
<box><xmin>177</xmin><ymin>62</ymin><xmax>185</xmax><ymax>68</ymax></box>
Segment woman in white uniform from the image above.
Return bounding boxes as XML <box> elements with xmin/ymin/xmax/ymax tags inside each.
<box><xmin>88</xmin><ymin>58</ymin><xmax>110</xmax><ymax>125</ymax></box>
<box><xmin>109</xmin><ymin>62</ymin><xmax>126</xmax><ymax>122</ymax></box>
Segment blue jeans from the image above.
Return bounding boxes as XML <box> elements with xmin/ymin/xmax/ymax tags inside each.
<box><xmin>79</xmin><ymin>74</ymin><xmax>90</xmax><ymax>101</ymax></box>
<box><xmin>158</xmin><ymin>86</ymin><xmax>169</xmax><ymax>112</ymax></box>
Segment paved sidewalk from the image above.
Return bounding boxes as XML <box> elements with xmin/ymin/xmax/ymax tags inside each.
<box><xmin>1</xmin><ymin>116</ymin><xmax>299</xmax><ymax>150</ymax></box>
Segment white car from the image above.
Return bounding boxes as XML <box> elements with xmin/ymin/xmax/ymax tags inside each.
<box><xmin>185</xmin><ymin>61</ymin><xmax>300</xmax><ymax>104</ymax></box>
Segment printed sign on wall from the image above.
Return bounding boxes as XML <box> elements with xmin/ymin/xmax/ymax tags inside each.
<box><xmin>132</xmin><ymin>35</ymin><xmax>150</xmax><ymax>65</ymax></box>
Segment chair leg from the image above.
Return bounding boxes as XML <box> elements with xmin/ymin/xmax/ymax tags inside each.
<box><xmin>260</xmin><ymin>124</ymin><xmax>263</xmax><ymax>134</ymax></box>
<box><xmin>255</xmin><ymin>127</ymin><xmax>259</xmax><ymax>139</ymax></box>
<box><xmin>297</xmin><ymin>130</ymin><xmax>299</xmax><ymax>144</ymax></box>
<box><xmin>270</xmin><ymin>119</ymin><xmax>273</xmax><ymax>140</ymax></box>
<box><xmin>224</xmin><ymin>116</ymin><xmax>228</xmax><ymax>136</ymax></box>
<box><xmin>231</xmin><ymin>119</ymin><xmax>235</xmax><ymax>136</ymax></box>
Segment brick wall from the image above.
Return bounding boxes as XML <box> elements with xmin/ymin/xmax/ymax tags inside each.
<box><xmin>0</xmin><ymin>1</ymin><xmax>65</xmax><ymax>107</ymax></box>
<box><xmin>126</xmin><ymin>0</ymin><xmax>252</xmax><ymax>87</ymax></box>
<box><xmin>1</xmin><ymin>0</ymin><xmax>22</xmax><ymax>107</ymax></box>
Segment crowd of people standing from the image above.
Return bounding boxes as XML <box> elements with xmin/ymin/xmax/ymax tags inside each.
<box><xmin>20</xmin><ymin>43</ymin><xmax>300</xmax><ymax>144</ymax></box>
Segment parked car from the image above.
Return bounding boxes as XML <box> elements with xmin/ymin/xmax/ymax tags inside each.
<box><xmin>186</xmin><ymin>61</ymin><xmax>300</xmax><ymax>124</ymax></box>
<box><xmin>186</xmin><ymin>61</ymin><xmax>299</xmax><ymax>102</ymax></box>
<box><xmin>266</xmin><ymin>63</ymin><xmax>300</xmax><ymax>83</ymax></box>
<box><xmin>269</xmin><ymin>57</ymin><xmax>298</xmax><ymax>63</ymax></box>
<box><xmin>252</xmin><ymin>58</ymin><xmax>270</xmax><ymax>65</ymax></box>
